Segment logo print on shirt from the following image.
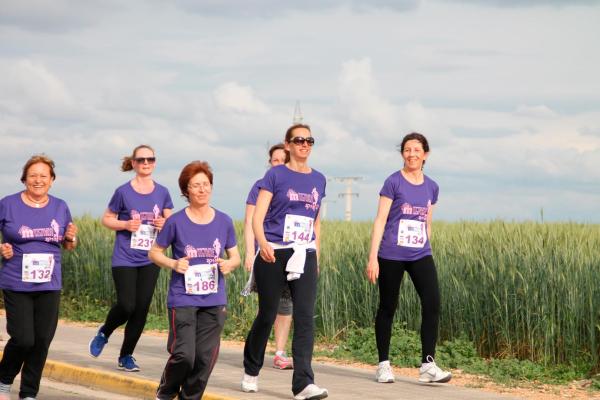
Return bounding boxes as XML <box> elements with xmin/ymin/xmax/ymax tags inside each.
<box><xmin>286</xmin><ymin>187</ymin><xmax>320</xmax><ymax>211</ymax></box>
<box><xmin>131</xmin><ymin>206</ymin><xmax>160</xmax><ymax>223</ymax></box>
<box><xmin>184</xmin><ymin>238</ymin><xmax>221</xmax><ymax>264</ymax></box>
<box><xmin>18</xmin><ymin>219</ymin><xmax>62</xmax><ymax>242</ymax></box>
<box><xmin>401</xmin><ymin>201</ymin><xmax>431</xmax><ymax>222</ymax></box>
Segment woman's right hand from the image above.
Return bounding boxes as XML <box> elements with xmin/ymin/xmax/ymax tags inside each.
<box><xmin>125</xmin><ymin>219</ymin><xmax>142</xmax><ymax>232</ymax></box>
<box><xmin>1</xmin><ymin>243</ymin><xmax>13</xmax><ymax>260</ymax></box>
<box><xmin>173</xmin><ymin>256</ymin><xmax>190</xmax><ymax>274</ymax></box>
<box><xmin>259</xmin><ymin>243</ymin><xmax>276</xmax><ymax>263</ymax></box>
<box><xmin>366</xmin><ymin>258</ymin><xmax>379</xmax><ymax>284</ymax></box>
<box><xmin>244</xmin><ymin>253</ymin><xmax>255</xmax><ymax>271</ymax></box>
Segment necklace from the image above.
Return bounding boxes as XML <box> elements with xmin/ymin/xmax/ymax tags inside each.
<box><xmin>24</xmin><ymin>192</ymin><xmax>49</xmax><ymax>208</ymax></box>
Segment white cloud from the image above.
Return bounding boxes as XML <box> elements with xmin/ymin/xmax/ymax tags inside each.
<box><xmin>0</xmin><ymin>60</ymin><xmax>78</xmax><ymax>119</ymax></box>
<box><xmin>338</xmin><ymin>58</ymin><xmax>398</xmax><ymax>135</ymax></box>
<box><xmin>1</xmin><ymin>0</ymin><xmax>599</xmax><ymax>222</ymax></box>
<box><xmin>213</xmin><ymin>82</ymin><xmax>270</xmax><ymax>114</ymax></box>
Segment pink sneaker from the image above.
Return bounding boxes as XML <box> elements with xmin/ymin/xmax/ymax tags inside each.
<box><xmin>273</xmin><ymin>353</ymin><xmax>294</xmax><ymax>370</ymax></box>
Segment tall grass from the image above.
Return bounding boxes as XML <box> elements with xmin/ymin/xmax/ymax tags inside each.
<box><xmin>61</xmin><ymin>216</ymin><xmax>600</xmax><ymax>368</ymax></box>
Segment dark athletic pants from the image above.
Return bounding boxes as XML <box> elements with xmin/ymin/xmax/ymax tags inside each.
<box><xmin>156</xmin><ymin>306</ymin><xmax>226</xmax><ymax>400</ymax></box>
<box><xmin>102</xmin><ymin>264</ymin><xmax>160</xmax><ymax>357</ymax></box>
<box><xmin>244</xmin><ymin>248</ymin><xmax>318</xmax><ymax>395</ymax></box>
<box><xmin>0</xmin><ymin>290</ymin><xmax>60</xmax><ymax>399</ymax></box>
<box><xmin>375</xmin><ymin>255</ymin><xmax>440</xmax><ymax>364</ymax></box>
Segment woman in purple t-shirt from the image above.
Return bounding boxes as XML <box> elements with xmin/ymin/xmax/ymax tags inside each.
<box><xmin>149</xmin><ymin>161</ymin><xmax>240</xmax><ymax>400</ymax></box>
<box><xmin>88</xmin><ymin>145</ymin><xmax>173</xmax><ymax>372</ymax></box>
<box><xmin>366</xmin><ymin>133</ymin><xmax>451</xmax><ymax>385</ymax></box>
<box><xmin>0</xmin><ymin>155</ymin><xmax>78</xmax><ymax>400</ymax></box>
<box><xmin>242</xmin><ymin>124</ymin><xmax>328</xmax><ymax>400</ymax></box>
<box><xmin>244</xmin><ymin>143</ymin><xmax>295</xmax><ymax>370</ymax></box>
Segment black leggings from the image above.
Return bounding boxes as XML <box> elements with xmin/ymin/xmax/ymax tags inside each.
<box><xmin>243</xmin><ymin>248</ymin><xmax>318</xmax><ymax>395</ymax></box>
<box><xmin>102</xmin><ymin>264</ymin><xmax>160</xmax><ymax>357</ymax></box>
<box><xmin>375</xmin><ymin>255</ymin><xmax>440</xmax><ymax>364</ymax></box>
<box><xmin>0</xmin><ymin>290</ymin><xmax>60</xmax><ymax>399</ymax></box>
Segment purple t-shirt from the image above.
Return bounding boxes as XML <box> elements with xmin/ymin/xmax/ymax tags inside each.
<box><xmin>246</xmin><ymin>179</ymin><xmax>261</xmax><ymax>206</ymax></box>
<box><xmin>156</xmin><ymin>208</ymin><xmax>237</xmax><ymax>308</ymax></box>
<box><xmin>107</xmin><ymin>181</ymin><xmax>173</xmax><ymax>267</ymax></box>
<box><xmin>378</xmin><ymin>171</ymin><xmax>439</xmax><ymax>262</ymax></box>
<box><xmin>258</xmin><ymin>165</ymin><xmax>326</xmax><ymax>245</ymax></box>
<box><xmin>0</xmin><ymin>192</ymin><xmax>73</xmax><ymax>291</ymax></box>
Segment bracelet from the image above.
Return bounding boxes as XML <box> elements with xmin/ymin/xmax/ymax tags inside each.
<box><xmin>64</xmin><ymin>236</ymin><xmax>77</xmax><ymax>243</ymax></box>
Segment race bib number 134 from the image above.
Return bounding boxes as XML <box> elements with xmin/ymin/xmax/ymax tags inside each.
<box><xmin>397</xmin><ymin>219</ymin><xmax>427</xmax><ymax>248</ymax></box>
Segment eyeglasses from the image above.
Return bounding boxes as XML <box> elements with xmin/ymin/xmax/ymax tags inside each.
<box><xmin>187</xmin><ymin>182</ymin><xmax>212</xmax><ymax>191</ymax></box>
<box><xmin>134</xmin><ymin>157</ymin><xmax>156</xmax><ymax>164</ymax></box>
<box><xmin>289</xmin><ymin>136</ymin><xmax>315</xmax><ymax>146</ymax></box>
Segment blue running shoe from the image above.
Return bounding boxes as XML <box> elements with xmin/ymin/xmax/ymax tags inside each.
<box><xmin>89</xmin><ymin>326</ymin><xmax>108</xmax><ymax>358</ymax></box>
<box><xmin>118</xmin><ymin>355</ymin><xmax>140</xmax><ymax>372</ymax></box>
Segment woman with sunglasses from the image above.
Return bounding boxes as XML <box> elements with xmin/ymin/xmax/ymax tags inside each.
<box><xmin>0</xmin><ymin>154</ymin><xmax>77</xmax><ymax>400</ymax></box>
<box><xmin>366</xmin><ymin>133</ymin><xmax>451</xmax><ymax>385</ymax></box>
<box><xmin>242</xmin><ymin>124</ymin><xmax>328</xmax><ymax>400</ymax></box>
<box><xmin>149</xmin><ymin>160</ymin><xmax>240</xmax><ymax>400</ymax></box>
<box><xmin>89</xmin><ymin>144</ymin><xmax>173</xmax><ymax>372</ymax></box>
<box><xmin>244</xmin><ymin>143</ymin><xmax>294</xmax><ymax>370</ymax></box>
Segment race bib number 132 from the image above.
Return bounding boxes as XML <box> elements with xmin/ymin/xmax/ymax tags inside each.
<box><xmin>22</xmin><ymin>253</ymin><xmax>55</xmax><ymax>283</ymax></box>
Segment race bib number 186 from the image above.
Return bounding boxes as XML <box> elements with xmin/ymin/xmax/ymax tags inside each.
<box><xmin>185</xmin><ymin>264</ymin><xmax>219</xmax><ymax>295</ymax></box>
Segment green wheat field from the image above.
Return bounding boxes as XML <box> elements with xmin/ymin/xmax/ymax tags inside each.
<box><xmin>61</xmin><ymin>216</ymin><xmax>600</xmax><ymax>369</ymax></box>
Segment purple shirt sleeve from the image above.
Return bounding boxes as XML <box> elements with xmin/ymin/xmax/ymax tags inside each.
<box><xmin>107</xmin><ymin>189</ymin><xmax>123</xmax><ymax>214</ymax></box>
<box><xmin>156</xmin><ymin>217</ymin><xmax>176</xmax><ymax>249</ymax></box>
<box><xmin>225</xmin><ymin>215</ymin><xmax>237</xmax><ymax>249</ymax></box>
<box><xmin>257</xmin><ymin>168</ymin><xmax>276</xmax><ymax>194</ymax></box>
<box><xmin>379</xmin><ymin>175</ymin><xmax>396</xmax><ymax>200</ymax></box>
<box><xmin>246</xmin><ymin>180</ymin><xmax>261</xmax><ymax>206</ymax></box>
<box><xmin>164</xmin><ymin>189</ymin><xmax>174</xmax><ymax>210</ymax></box>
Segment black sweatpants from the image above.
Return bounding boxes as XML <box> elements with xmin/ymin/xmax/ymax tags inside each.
<box><xmin>0</xmin><ymin>290</ymin><xmax>60</xmax><ymax>399</ymax></box>
<box><xmin>243</xmin><ymin>248</ymin><xmax>318</xmax><ymax>395</ymax></box>
<box><xmin>156</xmin><ymin>306</ymin><xmax>226</xmax><ymax>400</ymax></box>
<box><xmin>375</xmin><ymin>255</ymin><xmax>440</xmax><ymax>364</ymax></box>
<box><xmin>102</xmin><ymin>264</ymin><xmax>160</xmax><ymax>357</ymax></box>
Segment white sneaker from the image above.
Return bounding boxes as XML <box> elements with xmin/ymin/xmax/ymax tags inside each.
<box><xmin>418</xmin><ymin>356</ymin><xmax>452</xmax><ymax>383</ymax></box>
<box><xmin>293</xmin><ymin>384</ymin><xmax>328</xmax><ymax>400</ymax></box>
<box><xmin>241</xmin><ymin>373</ymin><xmax>258</xmax><ymax>393</ymax></box>
<box><xmin>375</xmin><ymin>361</ymin><xmax>395</xmax><ymax>383</ymax></box>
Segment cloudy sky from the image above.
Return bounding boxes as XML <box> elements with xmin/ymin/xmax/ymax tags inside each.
<box><xmin>1</xmin><ymin>0</ymin><xmax>599</xmax><ymax>222</ymax></box>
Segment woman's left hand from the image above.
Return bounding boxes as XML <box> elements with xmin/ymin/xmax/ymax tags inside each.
<box><xmin>1</xmin><ymin>243</ymin><xmax>13</xmax><ymax>260</ymax></box>
<box><xmin>153</xmin><ymin>217</ymin><xmax>166</xmax><ymax>230</ymax></box>
<box><xmin>65</xmin><ymin>222</ymin><xmax>78</xmax><ymax>241</ymax></box>
<box><xmin>217</xmin><ymin>258</ymin><xmax>237</xmax><ymax>276</ymax></box>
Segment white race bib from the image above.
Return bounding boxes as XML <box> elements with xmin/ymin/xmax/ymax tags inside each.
<box><xmin>130</xmin><ymin>224</ymin><xmax>157</xmax><ymax>251</ymax></box>
<box><xmin>283</xmin><ymin>214</ymin><xmax>314</xmax><ymax>244</ymax></box>
<box><xmin>397</xmin><ymin>219</ymin><xmax>427</xmax><ymax>248</ymax></box>
<box><xmin>22</xmin><ymin>253</ymin><xmax>55</xmax><ymax>283</ymax></box>
<box><xmin>184</xmin><ymin>264</ymin><xmax>219</xmax><ymax>295</ymax></box>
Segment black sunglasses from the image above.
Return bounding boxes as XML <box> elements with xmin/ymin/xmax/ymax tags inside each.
<box><xmin>289</xmin><ymin>136</ymin><xmax>315</xmax><ymax>146</ymax></box>
<box><xmin>134</xmin><ymin>157</ymin><xmax>156</xmax><ymax>164</ymax></box>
